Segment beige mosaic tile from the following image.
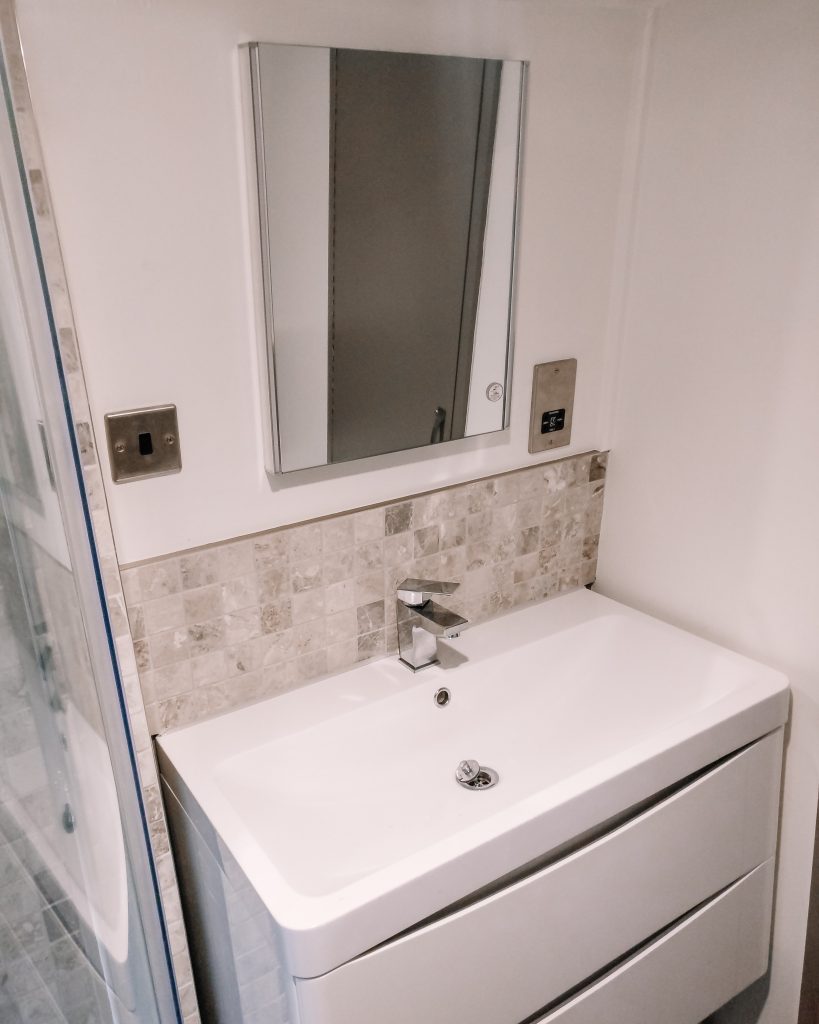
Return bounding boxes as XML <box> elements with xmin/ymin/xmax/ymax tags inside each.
<box><xmin>123</xmin><ymin>450</ymin><xmax>608</xmax><ymax>736</ymax></box>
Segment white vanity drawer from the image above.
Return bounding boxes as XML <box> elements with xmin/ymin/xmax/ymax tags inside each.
<box><xmin>539</xmin><ymin>859</ymin><xmax>774</xmax><ymax>1024</ymax></box>
<box><xmin>295</xmin><ymin>730</ymin><xmax>782</xmax><ymax>1024</ymax></box>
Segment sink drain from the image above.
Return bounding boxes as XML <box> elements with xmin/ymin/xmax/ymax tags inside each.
<box><xmin>455</xmin><ymin>759</ymin><xmax>499</xmax><ymax>790</ymax></box>
<box><xmin>459</xmin><ymin>768</ymin><xmax>499</xmax><ymax>790</ymax></box>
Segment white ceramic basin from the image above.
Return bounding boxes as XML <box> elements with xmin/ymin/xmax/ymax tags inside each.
<box><xmin>158</xmin><ymin>588</ymin><xmax>788</xmax><ymax>979</ymax></box>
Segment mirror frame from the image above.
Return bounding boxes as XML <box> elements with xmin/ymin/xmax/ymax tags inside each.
<box><xmin>241</xmin><ymin>42</ymin><xmax>527</xmax><ymax>476</ymax></box>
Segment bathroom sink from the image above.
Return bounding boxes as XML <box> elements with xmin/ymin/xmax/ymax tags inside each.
<box><xmin>158</xmin><ymin>588</ymin><xmax>788</xmax><ymax>980</ymax></box>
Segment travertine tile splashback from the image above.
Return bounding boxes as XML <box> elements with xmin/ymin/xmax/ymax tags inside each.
<box><xmin>122</xmin><ymin>451</ymin><xmax>607</xmax><ymax>735</ymax></box>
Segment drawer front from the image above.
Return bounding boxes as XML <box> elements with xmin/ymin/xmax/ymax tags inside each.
<box><xmin>541</xmin><ymin>859</ymin><xmax>774</xmax><ymax>1024</ymax></box>
<box><xmin>296</xmin><ymin>730</ymin><xmax>782</xmax><ymax>1024</ymax></box>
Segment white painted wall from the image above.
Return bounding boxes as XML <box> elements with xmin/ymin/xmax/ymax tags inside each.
<box><xmin>595</xmin><ymin>0</ymin><xmax>819</xmax><ymax>1020</ymax></box>
<box><xmin>14</xmin><ymin>0</ymin><xmax>646</xmax><ymax>564</ymax></box>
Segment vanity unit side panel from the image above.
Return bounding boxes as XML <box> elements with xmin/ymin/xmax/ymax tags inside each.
<box><xmin>161</xmin><ymin>777</ymin><xmax>297</xmax><ymax>1024</ymax></box>
<box><xmin>294</xmin><ymin>731</ymin><xmax>782</xmax><ymax>1024</ymax></box>
<box><xmin>540</xmin><ymin>859</ymin><xmax>775</xmax><ymax>1024</ymax></box>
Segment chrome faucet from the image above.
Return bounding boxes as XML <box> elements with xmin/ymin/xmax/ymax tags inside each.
<box><xmin>395</xmin><ymin>578</ymin><xmax>468</xmax><ymax>671</ymax></box>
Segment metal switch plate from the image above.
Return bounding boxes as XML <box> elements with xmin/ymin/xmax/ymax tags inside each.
<box><xmin>528</xmin><ymin>359</ymin><xmax>576</xmax><ymax>454</ymax></box>
<box><xmin>104</xmin><ymin>405</ymin><xmax>182</xmax><ymax>483</ymax></box>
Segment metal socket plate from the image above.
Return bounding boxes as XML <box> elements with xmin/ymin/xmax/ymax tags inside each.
<box><xmin>104</xmin><ymin>405</ymin><xmax>181</xmax><ymax>483</ymax></box>
<box><xmin>528</xmin><ymin>358</ymin><xmax>577</xmax><ymax>454</ymax></box>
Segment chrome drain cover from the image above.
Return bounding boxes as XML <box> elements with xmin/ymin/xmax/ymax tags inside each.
<box><xmin>455</xmin><ymin>759</ymin><xmax>499</xmax><ymax>790</ymax></box>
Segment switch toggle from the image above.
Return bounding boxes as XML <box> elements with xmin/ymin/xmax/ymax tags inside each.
<box><xmin>105</xmin><ymin>405</ymin><xmax>181</xmax><ymax>483</ymax></box>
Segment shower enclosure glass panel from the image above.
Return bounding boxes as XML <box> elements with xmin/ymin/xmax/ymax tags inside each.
<box><xmin>0</xmin><ymin>51</ymin><xmax>177</xmax><ymax>1024</ymax></box>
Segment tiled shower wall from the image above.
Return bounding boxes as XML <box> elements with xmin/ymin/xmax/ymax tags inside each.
<box><xmin>122</xmin><ymin>450</ymin><xmax>607</xmax><ymax>735</ymax></box>
<box><xmin>0</xmin><ymin>5</ymin><xmax>199</xmax><ymax>1018</ymax></box>
<box><xmin>0</xmin><ymin>531</ymin><xmax>121</xmax><ymax>1024</ymax></box>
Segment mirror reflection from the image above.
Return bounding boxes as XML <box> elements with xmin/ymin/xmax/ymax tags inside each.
<box><xmin>246</xmin><ymin>43</ymin><xmax>525</xmax><ymax>473</ymax></box>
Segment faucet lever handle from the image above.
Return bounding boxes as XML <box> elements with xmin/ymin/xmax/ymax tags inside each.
<box><xmin>396</xmin><ymin>578</ymin><xmax>459</xmax><ymax>607</ymax></box>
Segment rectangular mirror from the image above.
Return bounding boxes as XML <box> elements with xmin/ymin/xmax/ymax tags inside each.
<box><xmin>244</xmin><ymin>43</ymin><xmax>525</xmax><ymax>473</ymax></box>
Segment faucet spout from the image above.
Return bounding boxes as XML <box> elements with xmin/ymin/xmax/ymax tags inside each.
<box><xmin>395</xmin><ymin>578</ymin><xmax>468</xmax><ymax>671</ymax></box>
<box><xmin>411</xmin><ymin>600</ymin><xmax>468</xmax><ymax>639</ymax></box>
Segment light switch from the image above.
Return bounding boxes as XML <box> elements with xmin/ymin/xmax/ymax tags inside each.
<box><xmin>528</xmin><ymin>359</ymin><xmax>576</xmax><ymax>454</ymax></box>
<box><xmin>105</xmin><ymin>405</ymin><xmax>182</xmax><ymax>483</ymax></box>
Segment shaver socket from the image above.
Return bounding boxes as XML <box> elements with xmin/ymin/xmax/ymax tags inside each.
<box><xmin>528</xmin><ymin>359</ymin><xmax>576</xmax><ymax>454</ymax></box>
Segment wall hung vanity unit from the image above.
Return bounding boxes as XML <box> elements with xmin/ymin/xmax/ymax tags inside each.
<box><xmin>241</xmin><ymin>43</ymin><xmax>525</xmax><ymax>473</ymax></box>
<box><xmin>158</xmin><ymin>587</ymin><xmax>788</xmax><ymax>1024</ymax></box>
